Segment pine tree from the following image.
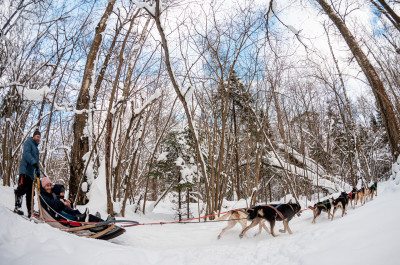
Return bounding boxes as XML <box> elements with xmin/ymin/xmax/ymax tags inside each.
<box><xmin>148</xmin><ymin>128</ymin><xmax>197</xmax><ymax>220</ymax></box>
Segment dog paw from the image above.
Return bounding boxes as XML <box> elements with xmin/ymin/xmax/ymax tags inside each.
<box><xmin>279</xmin><ymin>229</ymin><xmax>285</xmax><ymax>233</ymax></box>
<box><xmin>239</xmin><ymin>234</ymin><xmax>243</xmax><ymax>239</ymax></box>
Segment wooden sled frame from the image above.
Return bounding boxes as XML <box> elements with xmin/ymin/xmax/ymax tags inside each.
<box><xmin>39</xmin><ymin>200</ymin><xmax>126</xmax><ymax>240</ymax></box>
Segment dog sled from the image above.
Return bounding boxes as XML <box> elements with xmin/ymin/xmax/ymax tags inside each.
<box><xmin>25</xmin><ymin>174</ymin><xmax>136</xmax><ymax>240</ymax></box>
<box><xmin>37</xmin><ymin>204</ymin><xmax>127</xmax><ymax>240</ymax></box>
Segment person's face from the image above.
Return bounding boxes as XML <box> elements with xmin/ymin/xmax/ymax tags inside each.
<box><xmin>44</xmin><ymin>183</ymin><xmax>52</xmax><ymax>193</ymax></box>
<box><xmin>60</xmin><ymin>192</ymin><xmax>65</xmax><ymax>197</ymax></box>
<box><xmin>33</xmin><ymin>135</ymin><xmax>41</xmax><ymax>144</ymax></box>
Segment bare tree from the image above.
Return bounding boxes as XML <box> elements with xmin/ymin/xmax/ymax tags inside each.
<box><xmin>316</xmin><ymin>0</ymin><xmax>400</xmax><ymax>159</ymax></box>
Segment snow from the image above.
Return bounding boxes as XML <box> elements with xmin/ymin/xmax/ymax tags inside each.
<box><xmin>133</xmin><ymin>89</ymin><xmax>162</xmax><ymax>116</ymax></box>
<box><xmin>157</xmin><ymin>151</ymin><xmax>169</xmax><ymax>162</ymax></box>
<box><xmin>175</xmin><ymin>156</ymin><xmax>184</xmax><ymax>166</ymax></box>
<box><xmin>132</xmin><ymin>0</ymin><xmax>156</xmax><ymax>17</ymax></box>
<box><xmin>81</xmin><ymin>182</ymin><xmax>88</xmax><ymax>193</ymax></box>
<box><xmin>85</xmin><ymin>159</ymin><xmax>108</xmax><ymax>216</ymax></box>
<box><xmin>287</xmin><ymin>25</ymin><xmax>300</xmax><ymax>35</ymax></box>
<box><xmin>265</xmin><ymin>145</ymin><xmax>352</xmax><ymax>193</ymax></box>
<box><xmin>392</xmin><ymin>156</ymin><xmax>400</xmax><ymax>185</ymax></box>
<box><xmin>1</xmin><ymin>180</ymin><xmax>399</xmax><ymax>265</ymax></box>
<box><xmin>16</xmin><ymin>86</ymin><xmax>50</xmax><ymax>101</ymax></box>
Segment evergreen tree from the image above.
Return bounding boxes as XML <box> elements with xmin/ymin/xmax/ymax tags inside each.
<box><xmin>148</xmin><ymin>128</ymin><xmax>197</xmax><ymax>220</ymax></box>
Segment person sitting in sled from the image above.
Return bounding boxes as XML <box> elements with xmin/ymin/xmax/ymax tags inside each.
<box><xmin>40</xmin><ymin>177</ymin><xmax>111</xmax><ymax>222</ymax></box>
<box><xmin>52</xmin><ymin>184</ymin><xmax>73</xmax><ymax>209</ymax></box>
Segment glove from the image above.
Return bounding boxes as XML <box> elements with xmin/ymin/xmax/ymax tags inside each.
<box><xmin>33</xmin><ymin>163</ymin><xmax>40</xmax><ymax>178</ymax></box>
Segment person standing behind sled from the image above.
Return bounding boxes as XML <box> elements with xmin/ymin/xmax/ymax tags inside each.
<box><xmin>14</xmin><ymin>129</ymin><xmax>41</xmax><ymax>217</ymax></box>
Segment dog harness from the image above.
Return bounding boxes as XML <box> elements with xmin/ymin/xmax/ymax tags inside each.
<box><xmin>265</xmin><ymin>205</ymin><xmax>285</xmax><ymax>220</ymax></box>
<box><xmin>316</xmin><ymin>200</ymin><xmax>329</xmax><ymax>211</ymax></box>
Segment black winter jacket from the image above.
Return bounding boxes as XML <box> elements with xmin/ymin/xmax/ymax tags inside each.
<box><xmin>52</xmin><ymin>184</ymin><xmax>66</xmax><ymax>200</ymax></box>
<box><xmin>40</xmin><ymin>186</ymin><xmax>65</xmax><ymax>212</ymax></box>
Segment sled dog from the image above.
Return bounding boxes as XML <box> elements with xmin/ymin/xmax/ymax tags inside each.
<box><xmin>369</xmin><ymin>182</ymin><xmax>378</xmax><ymax>200</ymax></box>
<box><xmin>239</xmin><ymin>203</ymin><xmax>301</xmax><ymax>238</ymax></box>
<box><xmin>312</xmin><ymin>198</ymin><xmax>333</xmax><ymax>223</ymax></box>
<box><xmin>215</xmin><ymin>208</ymin><xmax>269</xmax><ymax>239</ymax></box>
<box><xmin>354</xmin><ymin>188</ymin><xmax>366</xmax><ymax>206</ymax></box>
<box><xmin>331</xmin><ymin>192</ymin><xmax>349</xmax><ymax>220</ymax></box>
<box><xmin>347</xmin><ymin>187</ymin><xmax>357</xmax><ymax>209</ymax></box>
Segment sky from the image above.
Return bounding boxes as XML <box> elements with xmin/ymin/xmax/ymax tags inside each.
<box><xmin>142</xmin><ymin>0</ymin><xmax>379</xmax><ymax>103</ymax></box>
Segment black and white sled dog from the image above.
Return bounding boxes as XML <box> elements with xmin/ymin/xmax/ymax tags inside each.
<box><xmin>312</xmin><ymin>198</ymin><xmax>333</xmax><ymax>223</ymax></box>
<box><xmin>215</xmin><ymin>208</ymin><xmax>270</xmax><ymax>239</ymax></box>
<box><xmin>331</xmin><ymin>192</ymin><xmax>349</xmax><ymax>220</ymax></box>
<box><xmin>369</xmin><ymin>182</ymin><xmax>378</xmax><ymax>200</ymax></box>
<box><xmin>239</xmin><ymin>203</ymin><xmax>301</xmax><ymax>238</ymax></box>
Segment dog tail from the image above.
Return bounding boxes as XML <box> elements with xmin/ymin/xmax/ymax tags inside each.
<box><xmin>215</xmin><ymin>211</ymin><xmax>235</xmax><ymax>221</ymax></box>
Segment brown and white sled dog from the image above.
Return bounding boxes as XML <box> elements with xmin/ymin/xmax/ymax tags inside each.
<box><xmin>331</xmin><ymin>192</ymin><xmax>349</xmax><ymax>220</ymax></box>
<box><xmin>215</xmin><ymin>208</ymin><xmax>269</xmax><ymax>239</ymax></box>
<box><xmin>312</xmin><ymin>198</ymin><xmax>333</xmax><ymax>223</ymax></box>
<box><xmin>364</xmin><ymin>187</ymin><xmax>371</xmax><ymax>202</ymax></box>
<box><xmin>239</xmin><ymin>203</ymin><xmax>301</xmax><ymax>239</ymax></box>
<box><xmin>354</xmin><ymin>188</ymin><xmax>366</xmax><ymax>206</ymax></box>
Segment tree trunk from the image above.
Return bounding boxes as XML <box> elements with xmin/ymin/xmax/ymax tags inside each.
<box><xmin>69</xmin><ymin>0</ymin><xmax>116</xmax><ymax>204</ymax></box>
<box><xmin>232</xmin><ymin>104</ymin><xmax>241</xmax><ymax>199</ymax></box>
<box><xmin>317</xmin><ymin>0</ymin><xmax>400</xmax><ymax>160</ymax></box>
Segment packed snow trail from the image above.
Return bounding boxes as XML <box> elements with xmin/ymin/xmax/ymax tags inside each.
<box><xmin>0</xmin><ymin>182</ymin><xmax>399</xmax><ymax>265</ymax></box>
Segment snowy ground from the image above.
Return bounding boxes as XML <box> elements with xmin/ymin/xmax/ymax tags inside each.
<box><xmin>1</xmin><ymin>182</ymin><xmax>399</xmax><ymax>265</ymax></box>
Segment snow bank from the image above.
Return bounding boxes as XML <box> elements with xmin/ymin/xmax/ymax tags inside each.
<box><xmin>390</xmin><ymin>156</ymin><xmax>400</xmax><ymax>188</ymax></box>
<box><xmin>265</xmin><ymin>151</ymin><xmax>351</xmax><ymax>193</ymax></box>
<box><xmin>84</xmin><ymin>159</ymin><xmax>108</xmax><ymax>217</ymax></box>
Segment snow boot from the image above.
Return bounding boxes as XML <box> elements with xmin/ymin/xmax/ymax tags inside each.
<box><xmin>76</xmin><ymin>213</ymin><xmax>85</xmax><ymax>222</ymax></box>
<box><xmin>76</xmin><ymin>208</ymin><xmax>89</xmax><ymax>222</ymax></box>
<box><xmin>14</xmin><ymin>207</ymin><xmax>24</xmax><ymax>215</ymax></box>
<box><xmin>106</xmin><ymin>215</ymin><xmax>116</xmax><ymax>222</ymax></box>
<box><xmin>14</xmin><ymin>193</ymin><xmax>24</xmax><ymax>215</ymax></box>
<box><xmin>84</xmin><ymin>208</ymin><xmax>89</xmax><ymax>223</ymax></box>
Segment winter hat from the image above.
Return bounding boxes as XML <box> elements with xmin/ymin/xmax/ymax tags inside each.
<box><xmin>41</xmin><ymin>177</ymin><xmax>52</xmax><ymax>188</ymax></box>
<box><xmin>33</xmin><ymin>129</ymin><xmax>41</xmax><ymax>137</ymax></box>
<box><xmin>52</xmin><ymin>184</ymin><xmax>65</xmax><ymax>195</ymax></box>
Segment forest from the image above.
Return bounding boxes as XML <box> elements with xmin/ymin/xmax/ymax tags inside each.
<box><xmin>1</xmin><ymin>0</ymin><xmax>399</xmax><ymax>220</ymax></box>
